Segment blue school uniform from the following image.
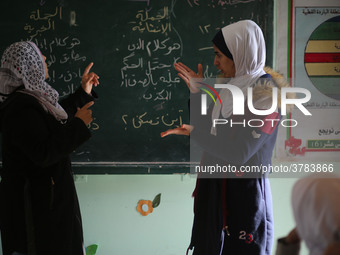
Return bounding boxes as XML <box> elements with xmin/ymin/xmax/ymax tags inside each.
<box><xmin>187</xmin><ymin>72</ymin><xmax>281</xmax><ymax>255</ymax></box>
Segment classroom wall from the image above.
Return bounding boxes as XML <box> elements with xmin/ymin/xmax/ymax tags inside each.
<box><xmin>76</xmin><ymin>174</ymin><xmax>196</xmax><ymax>255</ymax></box>
<box><xmin>0</xmin><ymin>174</ymin><xmax>311</xmax><ymax>255</ymax></box>
<box><xmin>0</xmin><ymin>172</ymin><xmax>327</xmax><ymax>255</ymax></box>
<box><xmin>80</xmin><ymin>167</ymin><xmax>340</xmax><ymax>255</ymax></box>
<box><xmin>74</xmin><ymin>174</ymin><xmax>310</xmax><ymax>255</ymax></box>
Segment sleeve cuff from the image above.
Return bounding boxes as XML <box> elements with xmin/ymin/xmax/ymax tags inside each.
<box><xmin>78</xmin><ymin>86</ymin><xmax>98</xmax><ymax>100</ymax></box>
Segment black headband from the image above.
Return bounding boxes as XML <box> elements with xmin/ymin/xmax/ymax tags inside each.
<box><xmin>212</xmin><ymin>30</ymin><xmax>233</xmax><ymax>60</ymax></box>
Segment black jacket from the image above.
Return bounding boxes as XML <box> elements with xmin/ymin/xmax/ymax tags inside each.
<box><xmin>0</xmin><ymin>87</ymin><xmax>95</xmax><ymax>255</ymax></box>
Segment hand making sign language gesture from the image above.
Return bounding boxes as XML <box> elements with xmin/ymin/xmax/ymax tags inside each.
<box><xmin>75</xmin><ymin>62</ymin><xmax>99</xmax><ymax>126</ymax></box>
<box><xmin>173</xmin><ymin>62</ymin><xmax>203</xmax><ymax>94</ymax></box>
<box><xmin>160</xmin><ymin>20</ymin><xmax>286</xmax><ymax>255</ymax></box>
<box><xmin>160</xmin><ymin>62</ymin><xmax>202</xmax><ymax>137</ymax></box>
<box><xmin>81</xmin><ymin>62</ymin><xmax>100</xmax><ymax>94</ymax></box>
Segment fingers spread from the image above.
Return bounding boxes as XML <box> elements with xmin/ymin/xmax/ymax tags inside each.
<box><xmin>178</xmin><ymin>73</ymin><xmax>189</xmax><ymax>84</ymax></box>
<box><xmin>177</xmin><ymin>62</ymin><xmax>191</xmax><ymax>72</ymax></box>
<box><xmin>174</xmin><ymin>63</ymin><xmax>190</xmax><ymax>75</ymax></box>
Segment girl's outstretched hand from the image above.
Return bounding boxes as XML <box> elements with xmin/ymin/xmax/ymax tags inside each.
<box><xmin>160</xmin><ymin>124</ymin><xmax>193</xmax><ymax>137</ymax></box>
<box><xmin>174</xmin><ymin>62</ymin><xmax>203</xmax><ymax>93</ymax></box>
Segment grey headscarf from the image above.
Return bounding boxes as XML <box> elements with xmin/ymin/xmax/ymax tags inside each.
<box><xmin>0</xmin><ymin>41</ymin><xmax>67</xmax><ymax>121</ymax></box>
<box><xmin>292</xmin><ymin>174</ymin><xmax>340</xmax><ymax>255</ymax></box>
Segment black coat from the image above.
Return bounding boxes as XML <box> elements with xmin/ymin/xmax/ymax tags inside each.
<box><xmin>0</xmin><ymin>87</ymin><xmax>95</xmax><ymax>255</ymax></box>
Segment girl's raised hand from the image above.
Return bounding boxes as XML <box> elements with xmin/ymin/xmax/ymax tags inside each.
<box><xmin>81</xmin><ymin>62</ymin><xmax>99</xmax><ymax>95</ymax></box>
<box><xmin>174</xmin><ymin>62</ymin><xmax>203</xmax><ymax>93</ymax></box>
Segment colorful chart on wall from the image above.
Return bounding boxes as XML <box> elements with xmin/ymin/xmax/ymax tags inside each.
<box><xmin>275</xmin><ymin>0</ymin><xmax>340</xmax><ymax>162</ymax></box>
<box><xmin>304</xmin><ymin>16</ymin><xmax>340</xmax><ymax>101</ymax></box>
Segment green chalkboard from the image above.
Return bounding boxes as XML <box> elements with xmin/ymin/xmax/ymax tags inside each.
<box><xmin>0</xmin><ymin>0</ymin><xmax>273</xmax><ymax>173</ymax></box>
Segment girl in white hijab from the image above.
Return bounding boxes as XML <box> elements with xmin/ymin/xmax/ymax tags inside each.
<box><xmin>162</xmin><ymin>20</ymin><xmax>287</xmax><ymax>255</ymax></box>
<box><xmin>161</xmin><ymin>20</ymin><xmax>274</xmax><ymax>137</ymax></box>
<box><xmin>210</xmin><ymin>20</ymin><xmax>267</xmax><ymax>135</ymax></box>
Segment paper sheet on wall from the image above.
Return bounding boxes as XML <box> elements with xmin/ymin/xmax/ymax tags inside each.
<box><xmin>275</xmin><ymin>0</ymin><xmax>340</xmax><ymax>161</ymax></box>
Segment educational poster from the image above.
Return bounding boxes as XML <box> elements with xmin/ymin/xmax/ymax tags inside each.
<box><xmin>275</xmin><ymin>0</ymin><xmax>340</xmax><ymax>161</ymax></box>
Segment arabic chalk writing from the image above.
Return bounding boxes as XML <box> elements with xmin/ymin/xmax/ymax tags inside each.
<box><xmin>120</xmin><ymin>6</ymin><xmax>182</xmax><ymax>103</ymax></box>
<box><xmin>127</xmin><ymin>37</ymin><xmax>181</xmax><ymax>56</ymax></box>
<box><xmin>121</xmin><ymin>110</ymin><xmax>184</xmax><ymax>130</ymax></box>
<box><xmin>24</xmin><ymin>7</ymin><xmax>62</xmax><ymax>40</ymax></box>
<box><xmin>130</xmin><ymin>6</ymin><xmax>171</xmax><ymax>35</ymax></box>
<box><xmin>25</xmin><ymin>6</ymin><xmax>87</xmax><ymax>98</ymax></box>
<box><xmin>0</xmin><ymin>0</ymin><xmax>275</xmax><ymax>165</ymax></box>
<box><xmin>88</xmin><ymin>118</ymin><xmax>100</xmax><ymax>131</ymax></box>
<box><xmin>34</xmin><ymin>35</ymin><xmax>86</xmax><ymax>98</ymax></box>
<box><xmin>23</xmin><ymin>6</ymin><xmax>93</xmax><ymax>130</ymax></box>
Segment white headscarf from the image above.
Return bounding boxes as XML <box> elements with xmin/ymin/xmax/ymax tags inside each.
<box><xmin>211</xmin><ymin>20</ymin><xmax>266</xmax><ymax>135</ymax></box>
<box><xmin>0</xmin><ymin>41</ymin><xmax>67</xmax><ymax>121</ymax></box>
<box><xmin>292</xmin><ymin>174</ymin><xmax>340</xmax><ymax>255</ymax></box>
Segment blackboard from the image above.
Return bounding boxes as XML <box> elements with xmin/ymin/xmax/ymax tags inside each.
<box><xmin>0</xmin><ymin>0</ymin><xmax>273</xmax><ymax>173</ymax></box>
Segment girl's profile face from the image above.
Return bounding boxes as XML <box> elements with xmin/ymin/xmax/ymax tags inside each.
<box><xmin>213</xmin><ymin>44</ymin><xmax>235</xmax><ymax>78</ymax></box>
